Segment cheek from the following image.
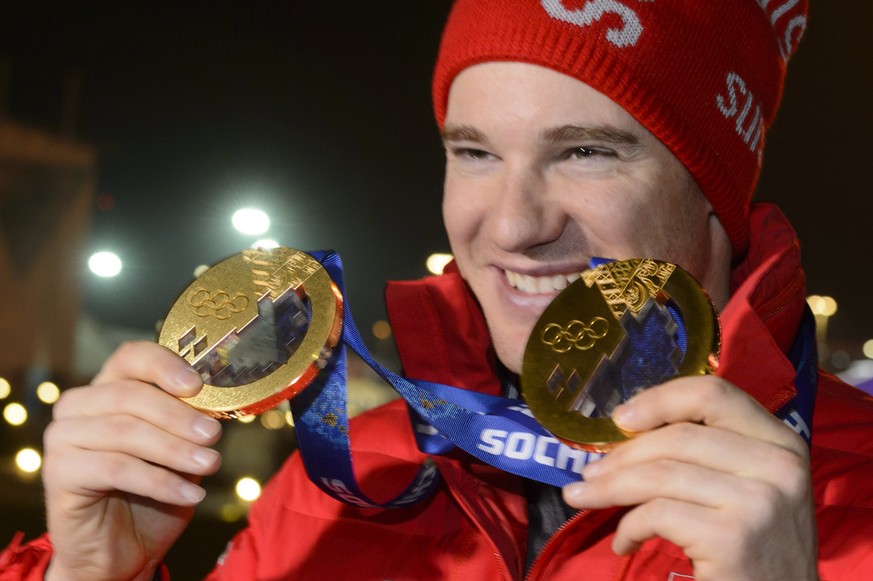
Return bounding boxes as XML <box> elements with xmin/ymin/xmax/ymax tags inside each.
<box><xmin>442</xmin><ymin>174</ymin><xmax>487</xmax><ymax>252</ymax></box>
<box><xmin>441</xmin><ymin>184</ymin><xmax>468</xmax><ymax>250</ymax></box>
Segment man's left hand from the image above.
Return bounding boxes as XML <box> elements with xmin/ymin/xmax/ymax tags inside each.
<box><xmin>562</xmin><ymin>376</ymin><xmax>818</xmax><ymax>580</ymax></box>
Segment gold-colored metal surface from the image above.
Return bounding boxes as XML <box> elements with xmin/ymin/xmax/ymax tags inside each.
<box><xmin>158</xmin><ymin>247</ymin><xmax>343</xmax><ymax>418</ymax></box>
<box><xmin>521</xmin><ymin>259</ymin><xmax>720</xmax><ymax>452</ymax></box>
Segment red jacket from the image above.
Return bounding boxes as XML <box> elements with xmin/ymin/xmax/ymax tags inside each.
<box><xmin>4</xmin><ymin>204</ymin><xmax>873</xmax><ymax>579</ymax></box>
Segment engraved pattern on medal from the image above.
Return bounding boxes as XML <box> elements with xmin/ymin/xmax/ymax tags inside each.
<box><xmin>243</xmin><ymin>247</ymin><xmax>319</xmax><ymax>298</ymax></box>
<box><xmin>540</xmin><ymin>317</ymin><xmax>609</xmax><ymax>353</ymax></box>
<box><xmin>582</xmin><ymin>258</ymin><xmax>674</xmax><ymax>318</ymax></box>
<box><xmin>186</xmin><ymin>288</ymin><xmax>250</xmax><ymax>319</ymax></box>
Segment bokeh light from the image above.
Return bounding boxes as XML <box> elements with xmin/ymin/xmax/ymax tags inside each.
<box><xmin>219</xmin><ymin>502</ymin><xmax>245</xmax><ymax>523</ymax></box>
<box><xmin>232</xmin><ymin>208</ymin><xmax>270</xmax><ymax>235</ymax></box>
<box><xmin>88</xmin><ymin>251</ymin><xmax>123</xmax><ymax>277</ymax></box>
<box><xmin>235</xmin><ymin>477</ymin><xmax>262</xmax><ymax>502</ymax></box>
<box><xmin>37</xmin><ymin>381</ymin><xmax>60</xmax><ymax>404</ymax></box>
<box><xmin>260</xmin><ymin>409</ymin><xmax>285</xmax><ymax>430</ymax></box>
<box><xmin>3</xmin><ymin>403</ymin><xmax>27</xmax><ymax>426</ymax></box>
<box><xmin>426</xmin><ymin>253</ymin><xmax>453</xmax><ymax>275</ymax></box>
<box><xmin>372</xmin><ymin>320</ymin><xmax>392</xmax><ymax>340</ymax></box>
<box><xmin>807</xmin><ymin>295</ymin><xmax>838</xmax><ymax>317</ymax></box>
<box><xmin>0</xmin><ymin>378</ymin><xmax>10</xmax><ymax>400</ymax></box>
<box><xmin>863</xmin><ymin>340</ymin><xmax>873</xmax><ymax>360</ymax></box>
<box><xmin>15</xmin><ymin>448</ymin><xmax>42</xmax><ymax>473</ymax></box>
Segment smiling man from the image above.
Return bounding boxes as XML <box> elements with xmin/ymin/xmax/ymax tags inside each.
<box><xmin>3</xmin><ymin>2</ymin><xmax>873</xmax><ymax>580</ymax></box>
<box><xmin>441</xmin><ymin>63</ymin><xmax>731</xmax><ymax>374</ymax></box>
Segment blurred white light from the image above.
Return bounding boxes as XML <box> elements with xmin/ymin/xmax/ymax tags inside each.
<box><xmin>426</xmin><ymin>253</ymin><xmax>454</xmax><ymax>275</ymax></box>
<box><xmin>193</xmin><ymin>264</ymin><xmax>210</xmax><ymax>278</ymax></box>
<box><xmin>89</xmin><ymin>251</ymin><xmax>122</xmax><ymax>277</ymax></box>
<box><xmin>237</xmin><ymin>414</ymin><xmax>256</xmax><ymax>424</ymax></box>
<box><xmin>3</xmin><ymin>403</ymin><xmax>27</xmax><ymax>426</ymax></box>
<box><xmin>863</xmin><ymin>340</ymin><xmax>873</xmax><ymax>360</ymax></box>
<box><xmin>37</xmin><ymin>382</ymin><xmax>60</xmax><ymax>404</ymax></box>
<box><xmin>15</xmin><ymin>448</ymin><xmax>41</xmax><ymax>473</ymax></box>
<box><xmin>807</xmin><ymin>295</ymin><xmax>837</xmax><ymax>317</ymax></box>
<box><xmin>0</xmin><ymin>378</ymin><xmax>10</xmax><ymax>399</ymax></box>
<box><xmin>260</xmin><ymin>409</ymin><xmax>285</xmax><ymax>430</ymax></box>
<box><xmin>252</xmin><ymin>239</ymin><xmax>280</xmax><ymax>250</ymax></box>
<box><xmin>235</xmin><ymin>477</ymin><xmax>262</xmax><ymax>502</ymax></box>
<box><xmin>232</xmin><ymin>208</ymin><xmax>270</xmax><ymax>236</ymax></box>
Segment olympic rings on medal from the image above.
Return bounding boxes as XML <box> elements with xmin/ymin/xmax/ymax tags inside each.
<box><xmin>540</xmin><ymin>317</ymin><xmax>609</xmax><ymax>353</ymax></box>
<box><xmin>187</xmin><ymin>287</ymin><xmax>250</xmax><ymax>320</ymax></box>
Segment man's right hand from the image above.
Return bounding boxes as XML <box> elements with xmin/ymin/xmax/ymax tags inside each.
<box><xmin>42</xmin><ymin>342</ymin><xmax>223</xmax><ymax>581</ymax></box>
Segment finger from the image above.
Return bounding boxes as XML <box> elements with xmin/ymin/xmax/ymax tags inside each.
<box><xmin>52</xmin><ymin>382</ymin><xmax>222</xmax><ymax>446</ymax></box>
<box><xmin>565</xmin><ymin>459</ymin><xmax>740</xmax><ymax>510</ymax></box>
<box><xmin>612</xmin><ymin>376</ymin><xmax>803</xmax><ymax>454</ymax></box>
<box><xmin>44</xmin><ymin>447</ymin><xmax>207</xmax><ymax>507</ymax></box>
<box><xmin>93</xmin><ymin>341</ymin><xmax>202</xmax><ymax>398</ymax></box>
<box><xmin>45</xmin><ymin>415</ymin><xmax>222</xmax><ymax>478</ymax></box>
<box><xmin>583</xmin><ymin>421</ymin><xmax>809</xmax><ymax>487</ymax></box>
<box><xmin>611</xmin><ymin>498</ymin><xmax>719</xmax><ymax>557</ymax></box>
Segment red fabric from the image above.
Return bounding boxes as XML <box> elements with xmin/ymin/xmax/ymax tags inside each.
<box><xmin>0</xmin><ymin>533</ymin><xmax>51</xmax><ymax>581</ymax></box>
<box><xmin>432</xmin><ymin>0</ymin><xmax>808</xmax><ymax>257</ymax></box>
<box><xmin>5</xmin><ymin>205</ymin><xmax>873</xmax><ymax>579</ymax></box>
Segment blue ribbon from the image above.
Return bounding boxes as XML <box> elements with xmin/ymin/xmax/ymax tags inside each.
<box><xmin>290</xmin><ymin>251</ymin><xmax>817</xmax><ymax>508</ymax></box>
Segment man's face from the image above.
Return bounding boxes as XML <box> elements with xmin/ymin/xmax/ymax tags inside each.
<box><xmin>442</xmin><ymin>62</ymin><xmax>731</xmax><ymax>373</ymax></box>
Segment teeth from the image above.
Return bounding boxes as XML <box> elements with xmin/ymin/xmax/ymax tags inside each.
<box><xmin>505</xmin><ymin>269</ymin><xmax>582</xmax><ymax>294</ymax></box>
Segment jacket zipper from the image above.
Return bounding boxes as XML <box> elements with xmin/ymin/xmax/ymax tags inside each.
<box><xmin>523</xmin><ymin>509</ymin><xmax>588</xmax><ymax>580</ymax></box>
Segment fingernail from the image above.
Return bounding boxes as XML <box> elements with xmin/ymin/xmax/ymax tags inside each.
<box><xmin>180</xmin><ymin>482</ymin><xmax>206</xmax><ymax>504</ymax></box>
<box><xmin>612</xmin><ymin>401</ymin><xmax>635</xmax><ymax>427</ymax></box>
<box><xmin>192</xmin><ymin>447</ymin><xmax>220</xmax><ymax>469</ymax></box>
<box><xmin>193</xmin><ymin>415</ymin><xmax>221</xmax><ymax>439</ymax></box>
<box><xmin>174</xmin><ymin>366</ymin><xmax>203</xmax><ymax>391</ymax></box>
<box><xmin>563</xmin><ymin>481</ymin><xmax>589</xmax><ymax>500</ymax></box>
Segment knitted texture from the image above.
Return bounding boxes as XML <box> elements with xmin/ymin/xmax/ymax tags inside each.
<box><xmin>432</xmin><ymin>0</ymin><xmax>808</xmax><ymax>256</ymax></box>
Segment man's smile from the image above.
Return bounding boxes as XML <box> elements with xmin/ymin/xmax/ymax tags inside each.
<box><xmin>503</xmin><ymin>269</ymin><xmax>582</xmax><ymax>294</ymax></box>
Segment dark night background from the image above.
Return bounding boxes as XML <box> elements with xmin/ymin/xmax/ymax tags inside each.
<box><xmin>0</xmin><ymin>2</ymin><xmax>871</xmax><ymax>577</ymax></box>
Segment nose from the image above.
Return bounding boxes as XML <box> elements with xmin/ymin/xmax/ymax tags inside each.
<box><xmin>488</xmin><ymin>164</ymin><xmax>566</xmax><ymax>254</ymax></box>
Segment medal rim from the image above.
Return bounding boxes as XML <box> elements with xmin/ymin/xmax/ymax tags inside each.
<box><xmin>158</xmin><ymin>248</ymin><xmax>343</xmax><ymax>419</ymax></box>
<box><xmin>521</xmin><ymin>258</ymin><xmax>720</xmax><ymax>451</ymax></box>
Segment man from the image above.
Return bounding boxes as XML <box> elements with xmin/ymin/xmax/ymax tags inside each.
<box><xmin>3</xmin><ymin>1</ymin><xmax>872</xmax><ymax>579</ymax></box>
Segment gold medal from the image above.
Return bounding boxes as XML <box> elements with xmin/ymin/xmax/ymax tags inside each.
<box><xmin>158</xmin><ymin>247</ymin><xmax>343</xmax><ymax>418</ymax></box>
<box><xmin>521</xmin><ymin>258</ymin><xmax>720</xmax><ymax>452</ymax></box>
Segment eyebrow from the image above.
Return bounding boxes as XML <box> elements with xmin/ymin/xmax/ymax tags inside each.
<box><xmin>440</xmin><ymin>124</ymin><xmax>641</xmax><ymax>147</ymax></box>
<box><xmin>440</xmin><ymin>125</ymin><xmax>488</xmax><ymax>144</ymax></box>
<box><xmin>541</xmin><ymin>125</ymin><xmax>641</xmax><ymax>146</ymax></box>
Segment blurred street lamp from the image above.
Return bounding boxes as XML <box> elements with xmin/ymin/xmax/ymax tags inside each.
<box><xmin>807</xmin><ymin>295</ymin><xmax>838</xmax><ymax>362</ymax></box>
<box><xmin>89</xmin><ymin>251</ymin><xmax>123</xmax><ymax>277</ymax></box>
<box><xmin>232</xmin><ymin>208</ymin><xmax>270</xmax><ymax>236</ymax></box>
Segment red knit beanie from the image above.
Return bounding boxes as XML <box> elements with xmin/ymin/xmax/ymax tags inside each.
<box><xmin>433</xmin><ymin>0</ymin><xmax>808</xmax><ymax>257</ymax></box>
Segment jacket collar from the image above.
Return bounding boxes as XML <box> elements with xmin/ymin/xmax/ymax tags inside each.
<box><xmin>386</xmin><ymin>203</ymin><xmax>806</xmax><ymax>413</ymax></box>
